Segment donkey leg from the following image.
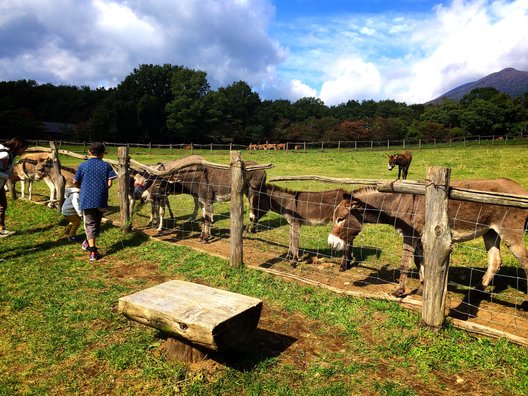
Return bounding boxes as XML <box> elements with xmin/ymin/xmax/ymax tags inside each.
<box><xmin>156</xmin><ymin>198</ymin><xmax>166</xmax><ymax>232</ymax></box>
<box><xmin>200</xmin><ymin>201</ymin><xmax>213</xmax><ymax>242</ymax></box>
<box><xmin>340</xmin><ymin>237</ymin><xmax>355</xmax><ymax>272</ymax></box>
<box><xmin>28</xmin><ymin>180</ymin><xmax>33</xmax><ymax>201</ymax></box>
<box><xmin>288</xmin><ymin>222</ymin><xmax>301</xmax><ymax>267</ymax></box>
<box><xmin>44</xmin><ymin>176</ymin><xmax>56</xmax><ymax>207</ymax></box>
<box><xmin>339</xmin><ymin>243</ymin><xmax>351</xmax><ymax>272</ymax></box>
<box><xmin>500</xmin><ymin>231</ymin><xmax>528</xmax><ymax>297</ymax></box>
<box><xmin>147</xmin><ymin>200</ymin><xmax>156</xmax><ymax>227</ymax></box>
<box><xmin>187</xmin><ymin>197</ymin><xmax>200</xmax><ymax>222</ymax></box>
<box><xmin>414</xmin><ymin>241</ymin><xmax>424</xmax><ymax>295</ymax></box>
<box><xmin>166</xmin><ymin>196</ymin><xmax>174</xmax><ymax>219</ymax></box>
<box><xmin>477</xmin><ymin>230</ymin><xmax>502</xmax><ymax>290</ymax></box>
<box><xmin>394</xmin><ymin>235</ymin><xmax>416</xmax><ymax>297</ymax></box>
<box><xmin>20</xmin><ymin>180</ymin><xmax>27</xmax><ymax>199</ymax></box>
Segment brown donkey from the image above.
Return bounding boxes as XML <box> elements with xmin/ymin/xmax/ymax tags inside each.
<box><xmin>328</xmin><ymin>178</ymin><xmax>528</xmax><ymax>300</ymax></box>
<box><xmin>387</xmin><ymin>150</ymin><xmax>412</xmax><ymax>179</ymax></box>
<box><xmin>248</xmin><ymin>183</ymin><xmax>357</xmax><ymax>267</ymax></box>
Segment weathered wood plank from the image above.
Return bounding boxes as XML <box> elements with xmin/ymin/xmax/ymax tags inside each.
<box><xmin>118</xmin><ymin>280</ymin><xmax>263</xmax><ymax>351</ymax></box>
<box><xmin>230</xmin><ymin>151</ymin><xmax>245</xmax><ymax>268</ymax></box>
<box><xmin>422</xmin><ymin>167</ymin><xmax>453</xmax><ymax>329</ymax></box>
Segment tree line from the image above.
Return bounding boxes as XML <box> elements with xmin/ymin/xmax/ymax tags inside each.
<box><xmin>1</xmin><ymin>64</ymin><xmax>528</xmax><ymax>144</ymax></box>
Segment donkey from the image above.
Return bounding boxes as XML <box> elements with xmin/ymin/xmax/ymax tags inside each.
<box><xmin>42</xmin><ymin>165</ymin><xmax>78</xmax><ymax>207</ymax></box>
<box><xmin>141</xmin><ymin>158</ymin><xmax>267</xmax><ymax>239</ymax></box>
<box><xmin>328</xmin><ymin>178</ymin><xmax>528</xmax><ymax>298</ymax></box>
<box><xmin>387</xmin><ymin>150</ymin><xmax>412</xmax><ymax>180</ymax></box>
<box><xmin>11</xmin><ymin>153</ymin><xmax>53</xmax><ymax>200</ymax></box>
<box><xmin>248</xmin><ymin>183</ymin><xmax>355</xmax><ymax>267</ymax></box>
<box><xmin>133</xmin><ymin>157</ymin><xmax>204</xmax><ymax>231</ymax></box>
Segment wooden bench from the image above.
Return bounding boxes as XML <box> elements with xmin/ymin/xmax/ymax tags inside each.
<box><xmin>118</xmin><ymin>280</ymin><xmax>263</xmax><ymax>362</ymax></box>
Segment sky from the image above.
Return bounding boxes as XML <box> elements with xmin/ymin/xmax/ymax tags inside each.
<box><xmin>1</xmin><ymin>0</ymin><xmax>527</xmax><ymax>105</ymax></box>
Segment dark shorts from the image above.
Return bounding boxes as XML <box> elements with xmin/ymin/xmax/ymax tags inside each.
<box><xmin>83</xmin><ymin>208</ymin><xmax>104</xmax><ymax>240</ymax></box>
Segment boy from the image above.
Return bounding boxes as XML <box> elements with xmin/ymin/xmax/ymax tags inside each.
<box><xmin>61</xmin><ymin>186</ymin><xmax>82</xmax><ymax>241</ymax></box>
<box><xmin>73</xmin><ymin>142</ymin><xmax>117</xmax><ymax>261</ymax></box>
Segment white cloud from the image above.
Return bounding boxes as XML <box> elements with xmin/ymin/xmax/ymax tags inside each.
<box><xmin>319</xmin><ymin>59</ymin><xmax>382</xmax><ymax>105</ymax></box>
<box><xmin>1</xmin><ymin>0</ymin><xmax>527</xmax><ymax>105</ymax></box>
<box><xmin>397</xmin><ymin>0</ymin><xmax>528</xmax><ymax>103</ymax></box>
<box><xmin>272</xmin><ymin>0</ymin><xmax>528</xmax><ymax>104</ymax></box>
<box><xmin>0</xmin><ymin>0</ymin><xmax>285</xmax><ymax>89</ymax></box>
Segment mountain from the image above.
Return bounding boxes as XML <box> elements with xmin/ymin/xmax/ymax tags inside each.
<box><xmin>429</xmin><ymin>67</ymin><xmax>528</xmax><ymax>103</ymax></box>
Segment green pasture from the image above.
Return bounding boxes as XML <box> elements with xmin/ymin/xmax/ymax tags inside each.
<box><xmin>1</xmin><ymin>143</ymin><xmax>527</xmax><ymax>394</ymax></box>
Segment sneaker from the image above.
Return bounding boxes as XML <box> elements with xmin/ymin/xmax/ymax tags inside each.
<box><xmin>89</xmin><ymin>250</ymin><xmax>100</xmax><ymax>261</ymax></box>
<box><xmin>0</xmin><ymin>229</ymin><xmax>15</xmax><ymax>238</ymax></box>
<box><xmin>82</xmin><ymin>240</ymin><xmax>89</xmax><ymax>251</ymax></box>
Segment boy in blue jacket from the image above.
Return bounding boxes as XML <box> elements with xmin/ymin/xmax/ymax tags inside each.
<box><xmin>73</xmin><ymin>142</ymin><xmax>117</xmax><ymax>261</ymax></box>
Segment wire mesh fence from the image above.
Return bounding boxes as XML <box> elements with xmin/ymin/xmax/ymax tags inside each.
<box><xmin>9</xmin><ymin>144</ymin><xmax>528</xmax><ymax>345</ymax></box>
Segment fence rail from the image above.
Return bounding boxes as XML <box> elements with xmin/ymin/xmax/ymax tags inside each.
<box><xmin>9</xmin><ymin>134</ymin><xmax>527</xmax><ymax>154</ymax></box>
<box><xmin>14</xmin><ymin>142</ymin><xmax>528</xmax><ymax>346</ymax></box>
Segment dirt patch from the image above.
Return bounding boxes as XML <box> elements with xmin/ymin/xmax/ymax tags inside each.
<box><xmin>105</xmin><ymin>227</ymin><xmax>526</xmax><ymax>394</ymax></box>
<box><xmin>136</xmin><ymin>225</ymin><xmax>528</xmax><ymax>346</ymax></box>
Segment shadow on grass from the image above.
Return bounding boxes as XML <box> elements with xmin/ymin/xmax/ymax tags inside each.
<box><xmin>105</xmin><ymin>230</ymin><xmax>150</xmax><ymax>255</ymax></box>
<box><xmin>155</xmin><ymin>328</ymin><xmax>297</xmax><ymax>371</ymax></box>
<box><xmin>216</xmin><ymin>328</ymin><xmax>297</xmax><ymax>371</ymax></box>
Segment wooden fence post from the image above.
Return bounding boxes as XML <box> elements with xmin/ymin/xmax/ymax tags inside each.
<box><xmin>49</xmin><ymin>141</ymin><xmax>65</xmax><ymax>211</ymax></box>
<box><xmin>230</xmin><ymin>151</ymin><xmax>245</xmax><ymax>268</ymax></box>
<box><xmin>118</xmin><ymin>146</ymin><xmax>131</xmax><ymax>233</ymax></box>
<box><xmin>422</xmin><ymin>166</ymin><xmax>453</xmax><ymax>330</ymax></box>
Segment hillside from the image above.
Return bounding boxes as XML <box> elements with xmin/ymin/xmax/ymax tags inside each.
<box><xmin>429</xmin><ymin>67</ymin><xmax>528</xmax><ymax>103</ymax></box>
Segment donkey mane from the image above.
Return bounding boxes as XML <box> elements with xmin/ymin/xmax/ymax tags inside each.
<box><xmin>265</xmin><ymin>183</ymin><xmax>297</xmax><ymax>195</ymax></box>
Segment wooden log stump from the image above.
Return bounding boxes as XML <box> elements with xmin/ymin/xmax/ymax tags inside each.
<box><xmin>118</xmin><ymin>280</ymin><xmax>263</xmax><ymax>362</ymax></box>
<box><xmin>162</xmin><ymin>337</ymin><xmax>209</xmax><ymax>363</ymax></box>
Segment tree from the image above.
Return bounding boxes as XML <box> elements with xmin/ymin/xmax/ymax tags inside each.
<box><xmin>209</xmin><ymin>81</ymin><xmax>261</xmax><ymax>143</ymax></box>
<box><xmin>460</xmin><ymin>98</ymin><xmax>500</xmax><ymax>135</ymax></box>
<box><xmin>291</xmin><ymin>97</ymin><xmax>328</xmax><ymax>121</ymax></box>
<box><xmin>166</xmin><ymin>67</ymin><xmax>211</xmax><ymax>143</ymax></box>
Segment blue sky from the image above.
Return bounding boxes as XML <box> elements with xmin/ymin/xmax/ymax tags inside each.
<box><xmin>1</xmin><ymin>0</ymin><xmax>527</xmax><ymax>105</ymax></box>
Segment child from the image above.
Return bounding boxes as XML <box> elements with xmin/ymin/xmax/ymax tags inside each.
<box><xmin>0</xmin><ymin>136</ymin><xmax>28</xmax><ymax>237</ymax></box>
<box><xmin>61</xmin><ymin>186</ymin><xmax>82</xmax><ymax>241</ymax></box>
<box><xmin>73</xmin><ymin>142</ymin><xmax>117</xmax><ymax>261</ymax></box>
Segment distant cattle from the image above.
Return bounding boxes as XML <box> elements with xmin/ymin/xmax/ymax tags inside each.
<box><xmin>247</xmin><ymin>143</ymin><xmax>286</xmax><ymax>150</ymax></box>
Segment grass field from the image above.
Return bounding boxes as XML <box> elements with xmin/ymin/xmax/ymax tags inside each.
<box><xmin>1</xmin><ymin>143</ymin><xmax>528</xmax><ymax>395</ymax></box>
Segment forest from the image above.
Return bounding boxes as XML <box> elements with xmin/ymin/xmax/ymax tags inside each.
<box><xmin>1</xmin><ymin>63</ymin><xmax>528</xmax><ymax>144</ymax></box>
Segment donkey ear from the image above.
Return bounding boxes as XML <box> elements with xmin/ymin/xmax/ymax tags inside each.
<box><xmin>349</xmin><ymin>198</ymin><xmax>362</xmax><ymax>209</ymax></box>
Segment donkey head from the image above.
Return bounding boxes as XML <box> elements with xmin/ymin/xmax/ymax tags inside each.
<box><xmin>386</xmin><ymin>153</ymin><xmax>398</xmax><ymax>171</ymax></box>
<box><xmin>328</xmin><ymin>193</ymin><xmax>364</xmax><ymax>251</ymax></box>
